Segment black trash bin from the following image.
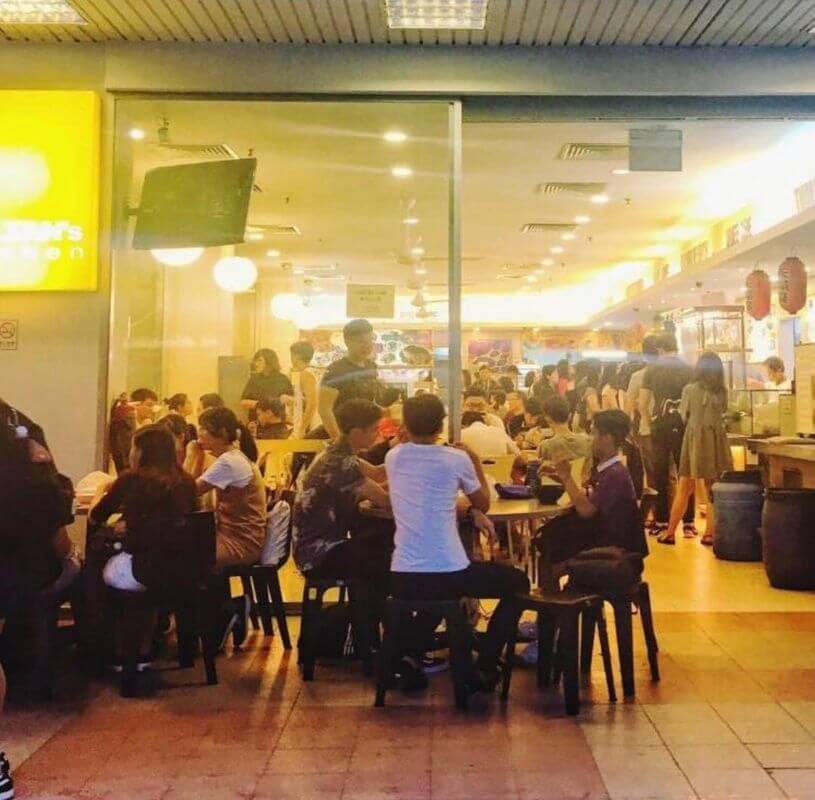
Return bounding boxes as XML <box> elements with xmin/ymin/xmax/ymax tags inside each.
<box><xmin>712</xmin><ymin>481</ymin><xmax>763</xmax><ymax>561</ymax></box>
<box><xmin>762</xmin><ymin>489</ymin><xmax>815</xmax><ymax>590</ymax></box>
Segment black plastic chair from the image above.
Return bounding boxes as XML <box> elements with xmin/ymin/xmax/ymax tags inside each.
<box><xmin>375</xmin><ymin>597</ymin><xmax>472</xmax><ymax>711</ymax></box>
<box><xmin>501</xmin><ymin>588</ymin><xmax>616</xmax><ymax>715</ymax></box>
<box><xmin>580</xmin><ymin>580</ymin><xmax>659</xmax><ymax>698</ymax></box>
<box><xmin>222</xmin><ymin>491</ymin><xmax>295</xmax><ymax>651</ymax></box>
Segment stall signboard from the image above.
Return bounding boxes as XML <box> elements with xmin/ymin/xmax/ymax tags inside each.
<box><xmin>0</xmin><ymin>91</ymin><xmax>100</xmax><ymax>292</ymax></box>
<box><xmin>795</xmin><ymin>342</ymin><xmax>815</xmax><ymax>435</ymax></box>
<box><xmin>346</xmin><ymin>284</ymin><xmax>395</xmax><ymax>319</ymax></box>
<box><xmin>0</xmin><ymin>319</ymin><xmax>18</xmax><ymax>350</ymax></box>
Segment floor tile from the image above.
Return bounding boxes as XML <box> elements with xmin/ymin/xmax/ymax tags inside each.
<box><xmin>749</xmin><ymin>744</ymin><xmax>815</xmax><ymax>769</ymax></box>
<box><xmin>770</xmin><ymin>768</ymin><xmax>815</xmax><ymax>800</ymax></box>
<box><xmin>431</xmin><ymin>769</ymin><xmax>518</xmax><ymax>799</ymax></box>
<box><xmin>685</xmin><ymin>767</ymin><xmax>785</xmax><ymax>800</ymax></box>
<box><xmin>343</xmin><ymin>768</ymin><xmax>431</xmax><ymax>799</ymax></box>
<box><xmin>783</xmin><ymin>703</ymin><xmax>815</xmax><ymax>738</ymax></box>
<box><xmin>254</xmin><ymin>772</ymin><xmax>345</xmax><ymax>800</ymax></box>
<box><xmin>669</xmin><ymin>743</ymin><xmax>760</xmax><ymax>773</ymax></box>
<box><xmin>514</xmin><ymin>767</ymin><xmax>608</xmax><ymax>800</ymax></box>
<box><xmin>714</xmin><ymin>703</ymin><xmax>813</xmax><ymax>744</ymax></box>
<box><xmin>589</xmin><ymin>744</ymin><xmax>696</xmax><ymax>800</ymax></box>
<box><xmin>264</xmin><ymin>746</ymin><xmax>352</xmax><ymax>774</ymax></box>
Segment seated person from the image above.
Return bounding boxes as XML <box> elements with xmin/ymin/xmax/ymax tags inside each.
<box><xmin>516</xmin><ymin>396</ymin><xmax>552</xmax><ymax>450</ymax></box>
<box><xmin>503</xmin><ymin>391</ymin><xmax>526</xmax><ymax>438</ymax></box>
<box><xmin>376</xmin><ymin>386</ymin><xmax>403</xmax><ymax>441</ymax></box>
<box><xmin>387</xmin><ymin>394</ymin><xmax>530</xmax><ymax>693</ymax></box>
<box><xmin>462</xmin><ymin>388</ymin><xmax>506</xmax><ymax>430</ymax></box>
<box><xmin>490</xmin><ymin>390</ymin><xmax>508</xmax><ymax>418</ymax></box>
<box><xmin>461</xmin><ymin>411</ymin><xmax>519</xmax><ymax>459</ymax></box>
<box><xmin>252</xmin><ymin>397</ymin><xmax>292</xmax><ymax>440</ymax></box>
<box><xmin>187</xmin><ymin>407</ymin><xmax>267</xmax><ymax>570</ymax></box>
<box><xmin>292</xmin><ymin>399</ymin><xmax>395</xmax><ymax>661</ymax></box>
<box><xmin>538</xmin><ymin>396</ymin><xmax>592</xmax><ymax>480</ymax></box>
<box><xmin>197</xmin><ymin>392</ymin><xmax>225</xmax><ymax>415</ymax></box>
<box><xmin>90</xmin><ymin>425</ymin><xmax>198</xmax><ymax>594</ymax></box>
<box><xmin>536</xmin><ymin>409</ymin><xmax>647</xmax><ymax>580</ymax></box>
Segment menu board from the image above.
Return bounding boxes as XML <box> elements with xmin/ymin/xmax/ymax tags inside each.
<box><xmin>794</xmin><ymin>343</ymin><xmax>815</xmax><ymax>435</ymax></box>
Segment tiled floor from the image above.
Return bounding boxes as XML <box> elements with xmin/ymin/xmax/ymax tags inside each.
<box><xmin>3</xmin><ymin>540</ymin><xmax>815</xmax><ymax>799</ymax></box>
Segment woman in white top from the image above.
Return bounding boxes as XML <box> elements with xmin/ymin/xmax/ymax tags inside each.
<box><xmin>187</xmin><ymin>407</ymin><xmax>267</xmax><ymax>569</ymax></box>
<box><xmin>460</xmin><ymin>412</ymin><xmax>519</xmax><ymax>459</ymax></box>
<box><xmin>290</xmin><ymin>341</ymin><xmax>319</xmax><ymax>438</ymax></box>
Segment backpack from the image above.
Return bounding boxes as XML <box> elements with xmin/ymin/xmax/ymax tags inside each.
<box><xmin>314</xmin><ymin>603</ymin><xmax>356</xmax><ymax>659</ymax></box>
<box><xmin>566</xmin><ymin>546</ymin><xmax>644</xmax><ymax>593</ymax></box>
<box><xmin>652</xmin><ymin>396</ymin><xmax>684</xmax><ymax>440</ymax></box>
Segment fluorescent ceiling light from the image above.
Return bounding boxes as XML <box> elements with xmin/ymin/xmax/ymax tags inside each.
<box><xmin>391</xmin><ymin>165</ymin><xmax>413</xmax><ymax>178</ymax></box>
<box><xmin>0</xmin><ymin>0</ymin><xmax>85</xmax><ymax>23</ymax></box>
<box><xmin>128</xmin><ymin>128</ymin><xmax>145</xmax><ymax>141</ymax></box>
<box><xmin>590</xmin><ymin>194</ymin><xmax>610</xmax><ymax>205</ymax></box>
<box><xmin>415</xmin><ymin>267</ymin><xmax>428</xmax><ymax>275</ymax></box>
<box><xmin>612</xmin><ymin>168</ymin><xmax>629</xmax><ymax>175</ymax></box>
<box><xmin>266</xmin><ymin>249</ymin><xmax>281</xmax><ymax>257</ymax></box>
<box><xmin>411</xmin><ymin>246</ymin><xmax>425</xmax><ymax>256</ymax></box>
<box><xmin>385</xmin><ymin>0</ymin><xmax>489</xmax><ymax>30</ymax></box>
<box><xmin>574</xmin><ymin>215</ymin><xmax>591</xmax><ymax>224</ymax></box>
<box><xmin>550</xmin><ymin>246</ymin><xmax>564</xmax><ymax>254</ymax></box>
<box><xmin>403</xmin><ymin>216</ymin><xmax>419</xmax><ymax>226</ymax></box>
<box><xmin>246</xmin><ymin>231</ymin><xmax>264</xmax><ymax>241</ymax></box>
<box><xmin>561</xmin><ymin>232</ymin><xmax>576</xmax><ymax>241</ymax></box>
<box><xmin>540</xmin><ymin>258</ymin><xmax>555</xmax><ymax>266</ymax></box>
<box><xmin>383</xmin><ymin>130</ymin><xmax>408</xmax><ymax>143</ymax></box>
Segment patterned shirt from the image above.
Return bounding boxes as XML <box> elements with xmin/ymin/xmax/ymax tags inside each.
<box><xmin>292</xmin><ymin>439</ymin><xmax>365</xmax><ymax>572</ymax></box>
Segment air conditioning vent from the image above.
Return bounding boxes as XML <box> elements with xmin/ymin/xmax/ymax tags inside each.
<box><xmin>248</xmin><ymin>224</ymin><xmax>301</xmax><ymax>236</ymax></box>
<box><xmin>558</xmin><ymin>143</ymin><xmax>628</xmax><ymax>161</ymax></box>
<box><xmin>159</xmin><ymin>143</ymin><xmax>240</xmax><ymax>159</ymax></box>
<box><xmin>521</xmin><ymin>223</ymin><xmax>576</xmax><ymax>234</ymax></box>
<box><xmin>536</xmin><ymin>182</ymin><xmax>607</xmax><ymax>196</ymax></box>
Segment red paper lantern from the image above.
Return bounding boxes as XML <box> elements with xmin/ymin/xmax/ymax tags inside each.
<box><xmin>778</xmin><ymin>257</ymin><xmax>807</xmax><ymax>315</ymax></box>
<box><xmin>745</xmin><ymin>269</ymin><xmax>771</xmax><ymax>320</ymax></box>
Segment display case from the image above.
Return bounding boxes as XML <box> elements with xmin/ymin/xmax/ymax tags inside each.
<box><xmin>727</xmin><ymin>389</ymin><xmax>795</xmax><ymax>437</ymax></box>
<box><xmin>674</xmin><ymin>306</ymin><xmax>747</xmax><ymax>389</ymax></box>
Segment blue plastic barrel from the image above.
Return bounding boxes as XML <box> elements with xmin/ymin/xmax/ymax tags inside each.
<box><xmin>711</xmin><ymin>481</ymin><xmax>764</xmax><ymax>561</ymax></box>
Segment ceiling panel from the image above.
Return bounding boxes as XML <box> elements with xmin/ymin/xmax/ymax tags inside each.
<box><xmin>3</xmin><ymin>0</ymin><xmax>814</xmax><ymax>45</ymax></box>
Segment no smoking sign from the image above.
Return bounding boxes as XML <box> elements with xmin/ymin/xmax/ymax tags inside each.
<box><xmin>0</xmin><ymin>320</ymin><xmax>18</xmax><ymax>351</ymax></box>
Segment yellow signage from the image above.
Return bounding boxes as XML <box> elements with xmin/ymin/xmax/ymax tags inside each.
<box><xmin>0</xmin><ymin>91</ymin><xmax>100</xmax><ymax>292</ymax></box>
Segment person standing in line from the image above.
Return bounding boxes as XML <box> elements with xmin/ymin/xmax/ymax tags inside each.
<box><xmin>532</xmin><ymin>365</ymin><xmax>558</xmax><ymax>402</ymax></box>
<box><xmin>600</xmin><ymin>363</ymin><xmax>621</xmax><ymax>410</ymax></box>
<box><xmin>555</xmin><ymin>359</ymin><xmax>570</xmax><ymax>397</ymax></box>
<box><xmin>626</xmin><ymin>335</ymin><xmax>660</xmax><ymax>492</ymax></box>
<box><xmin>290</xmin><ymin>341</ymin><xmax>318</xmax><ymax>438</ymax></box>
<box><xmin>659</xmin><ymin>351</ymin><xmax>732</xmax><ymax>546</ymax></box>
<box><xmin>319</xmin><ymin>319</ymin><xmax>379</xmax><ymax>440</ymax></box>
<box><xmin>574</xmin><ymin>359</ymin><xmax>603</xmax><ymax>434</ymax></box>
<box><xmin>240</xmin><ymin>349</ymin><xmax>294</xmax><ymax>420</ymax></box>
<box><xmin>639</xmin><ymin>333</ymin><xmax>694</xmax><ymax>537</ymax></box>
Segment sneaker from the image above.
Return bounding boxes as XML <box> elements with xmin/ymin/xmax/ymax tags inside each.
<box><xmin>0</xmin><ymin>752</ymin><xmax>14</xmax><ymax>800</ymax></box>
<box><xmin>396</xmin><ymin>657</ymin><xmax>429</xmax><ymax>692</ymax></box>
<box><xmin>420</xmin><ymin>654</ymin><xmax>448</xmax><ymax>674</ymax></box>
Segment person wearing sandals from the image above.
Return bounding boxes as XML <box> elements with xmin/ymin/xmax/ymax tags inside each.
<box><xmin>657</xmin><ymin>351</ymin><xmax>732</xmax><ymax>546</ymax></box>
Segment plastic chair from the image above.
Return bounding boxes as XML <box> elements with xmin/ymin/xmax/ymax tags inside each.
<box><xmin>501</xmin><ymin>588</ymin><xmax>616</xmax><ymax>715</ymax></box>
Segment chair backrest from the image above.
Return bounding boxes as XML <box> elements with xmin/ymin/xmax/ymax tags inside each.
<box><xmin>260</xmin><ymin>489</ymin><xmax>296</xmax><ymax>568</ymax></box>
<box><xmin>175</xmin><ymin>510</ymin><xmax>217</xmax><ymax>586</ymax></box>
<box><xmin>256</xmin><ymin>439</ymin><xmax>326</xmax><ymax>489</ymax></box>
<box><xmin>481</xmin><ymin>454</ymin><xmax>515</xmax><ymax>483</ymax></box>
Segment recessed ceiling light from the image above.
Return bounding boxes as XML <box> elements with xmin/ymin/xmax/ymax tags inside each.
<box><xmin>415</xmin><ymin>267</ymin><xmax>428</xmax><ymax>275</ymax></box>
<box><xmin>574</xmin><ymin>215</ymin><xmax>591</xmax><ymax>224</ymax></box>
<box><xmin>590</xmin><ymin>194</ymin><xmax>610</xmax><ymax>205</ymax></box>
<box><xmin>561</xmin><ymin>232</ymin><xmax>576</xmax><ymax>241</ymax></box>
<box><xmin>391</xmin><ymin>165</ymin><xmax>413</xmax><ymax>178</ymax></box>
<box><xmin>540</xmin><ymin>258</ymin><xmax>555</xmax><ymax>266</ymax></box>
<box><xmin>384</xmin><ymin>130</ymin><xmax>408</xmax><ymax>143</ymax></box>
<box><xmin>246</xmin><ymin>231</ymin><xmax>264</xmax><ymax>241</ymax></box>
<box><xmin>385</xmin><ymin>0</ymin><xmax>489</xmax><ymax>30</ymax></box>
<box><xmin>550</xmin><ymin>246</ymin><xmax>564</xmax><ymax>254</ymax></box>
<box><xmin>266</xmin><ymin>249</ymin><xmax>281</xmax><ymax>258</ymax></box>
<box><xmin>0</xmin><ymin>0</ymin><xmax>86</xmax><ymax>23</ymax></box>
<box><xmin>411</xmin><ymin>246</ymin><xmax>425</xmax><ymax>257</ymax></box>
<box><xmin>128</xmin><ymin>128</ymin><xmax>145</xmax><ymax>141</ymax></box>
<box><xmin>403</xmin><ymin>217</ymin><xmax>420</xmax><ymax>226</ymax></box>
<box><xmin>612</xmin><ymin>168</ymin><xmax>629</xmax><ymax>175</ymax></box>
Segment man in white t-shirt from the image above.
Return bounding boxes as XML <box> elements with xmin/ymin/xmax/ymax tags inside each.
<box><xmin>386</xmin><ymin>394</ymin><xmax>530</xmax><ymax>694</ymax></box>
<box><xmin>460</xmin><ymin>412</ymin><xmax>519</xmax><ymax>459</ymax></box>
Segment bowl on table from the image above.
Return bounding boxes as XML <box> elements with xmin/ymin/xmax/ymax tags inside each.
<box><xmin>535</xmin><ymin>478</ymin><xmax>565</xmax><ymax>504</ymax></box>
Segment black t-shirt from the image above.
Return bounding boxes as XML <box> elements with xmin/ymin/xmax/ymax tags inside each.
<box><xmin>241</xmin><ymin>372</ymin><xmax>294</xmax><ymax>404</ymax></box>
<box><xmin>642</xmin><ymin>356</ymin><xmax>693</xmax><ymax>414</ymax></box>
<box><xmin>323</xmin><ymin>357</ymin><xmax>379</xmax><ymax>408</ymax></box>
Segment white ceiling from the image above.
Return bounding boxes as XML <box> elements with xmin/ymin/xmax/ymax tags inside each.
<box><xmin>118</xmin><ymin>98</ymin><xmax>810</xmax><ymax>325</ymax></box>
<box><xmin>5</xmin><ymin>0</ymin><xmax>815</xmax><ymax>46</ymax></box>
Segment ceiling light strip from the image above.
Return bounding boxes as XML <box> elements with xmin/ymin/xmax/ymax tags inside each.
<box><xmin>385</xmin><ymin>0</ymin><xmax>489</xmax><ymax>30</ymax></box>
<box><xmin>0</xmin><ymin>0</ymin><xmax>86</xmax><ymax>24</ymax></box>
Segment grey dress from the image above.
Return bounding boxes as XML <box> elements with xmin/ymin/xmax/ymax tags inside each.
<box><xmin>678</xmin><ymin>382</ymin><xmax>733</xmax><ymax>480</ymax></box>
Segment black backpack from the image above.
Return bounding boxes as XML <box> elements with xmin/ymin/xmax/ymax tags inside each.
<box><xmin>566</xmin><ymin>546</ymin><xmax>644</xmax><ymax>593</ymax></box>
<box><xmin>652</xmin><ymin>396</ymin><xmax>684</xmax><ymax>439</ymax></box>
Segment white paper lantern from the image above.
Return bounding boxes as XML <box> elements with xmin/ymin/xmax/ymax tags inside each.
<box><xmin>213</xmin><ymin>256</ymin><xmax>257</xmax><ymax>292</ymax></box>
<box><xmin>150</xmin><ymin>247</ymin><xmax>204</xmax><ymax>267</ymax></box>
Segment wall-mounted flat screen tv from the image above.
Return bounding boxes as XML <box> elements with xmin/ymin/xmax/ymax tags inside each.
<box><xmin>133</xmin><ymin>158</ymin><xmax>256</xmax><ymax>249</ymax></box>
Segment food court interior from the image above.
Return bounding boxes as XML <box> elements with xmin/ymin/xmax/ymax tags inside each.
<box><xmin>7</xmin><ymin>93</ymin><xmax>815</xmax><ymax>800</ymax></box>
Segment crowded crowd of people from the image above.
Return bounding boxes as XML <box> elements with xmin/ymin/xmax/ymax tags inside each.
<box><xmin>1</xmin><ymin>316</ymin><xmax>743</xmax><ymax>767</ymax></box>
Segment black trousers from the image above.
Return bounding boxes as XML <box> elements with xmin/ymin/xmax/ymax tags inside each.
<box><xmin>652</xmin><ymin>425</ymin><xmax>694</xmax><ymax>524</ymax></box>
<box><xmin>390</xmin><ymin>562</ymin><xmax>530</xmax><ymax>674</ymax></box>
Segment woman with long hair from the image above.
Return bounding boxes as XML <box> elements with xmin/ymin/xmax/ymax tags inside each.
<box><xmin>90</xmin><ymin>424</ymin><xmax>198</xmax><ymax>592</ymax></box>
<box><xmin>239</xmin><ymin>348</ymin><xmax>294</xmax><ymax>418</ymax></box>
<box><xmin>600</xmin><ymin>362</ymin><xmax>621</xmax><ymax>410</ymax></box>
<box><xmin>574</xmin><ymin>359</ymin><xmax>602</xmax><ymax>433</ymax></box>
<box><xmin>658</xmin><ymin>351</ymin><xmax>732</xmax><ymax>546</ymax></box>
<box><xmin>187</xmin><ymin>407</ymin><xmax>267</xmax><ymax>569</ymax></box>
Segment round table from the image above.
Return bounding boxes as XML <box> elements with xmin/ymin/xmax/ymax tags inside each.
<box><xmin>486</xmin><ymin>497</ymin><xmax>567</xmax><ymax>523</ymax></box>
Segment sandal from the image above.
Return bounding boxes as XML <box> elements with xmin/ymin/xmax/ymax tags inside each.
<box><xmin>700</xmin><ymin>534</ymin><xmax>714</xmax><ymax>547</ymax></box>
<box><xmin>650</xmin><ymin>523</ymin><xmax>668</xmax><ymax>537</ymax></box>
<box><xmin>682</xmin><ymin>524</ymin><xmax>698</xmax><ymax>539</ymax></box>
<box><xmin>656</xmin><ymin>531</ymin><xmax>675</xmax><ymax>545</ymax></box>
